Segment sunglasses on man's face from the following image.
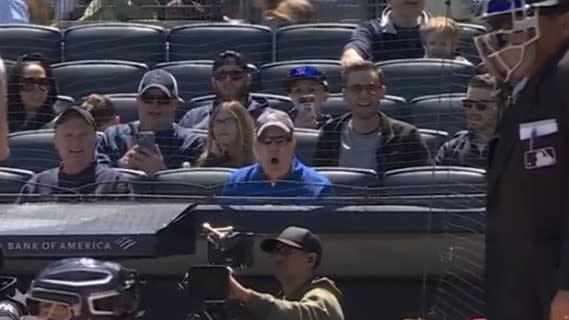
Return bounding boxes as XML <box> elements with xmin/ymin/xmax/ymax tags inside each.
<box><xmin>213</xmin><ymin>70</ymin><xmax>245</xmax><ymax>81</ymax></box>
<box><xmin>259</xmin><ymin>135</ymin><xmax>292</xmax><ymax>146</ymax></box>
<box><xmin>141</xmin><ymin>94</ymin><xmax>172</xmax><ymax>105</ymax></box>
<box><xmin>19</xmin><ymin>77</ymin><xmax>49</xmax><ymax>91</ymax></box>
<box><xmin>462</xmin><ymin>99</ymin><xmax>494</xmax><ymax>111</ymax></box>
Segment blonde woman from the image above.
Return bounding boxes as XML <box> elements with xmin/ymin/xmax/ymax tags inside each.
<box><xmin>197</xmin><ymin>101</ymin><xmax>255</xmax><ymax>168</ymax></box>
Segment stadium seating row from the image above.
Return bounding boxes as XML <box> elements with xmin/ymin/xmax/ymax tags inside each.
<box><xmin>33</xmin><ymin>58</ymin><xmax>474</xmax><ymax>102</ymax></box>
<box><xmin>0</xmin><ymin>22</ymin><xmax>486</xmax><ymax>66</ymax></box>
<box><xmin>0</xmin><ymin>166</ymin><xmax>486</xmax><ymax>208</ymax></box>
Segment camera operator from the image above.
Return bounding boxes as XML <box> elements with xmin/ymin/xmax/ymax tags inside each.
<box><xmin>0</xmin><ymin>250</ymin><xmax>26</xmax><ymax>320</ymax></box>
<box><xmin>227</xmin><ymin>226</ymin><xmax>344</xmax><ymax>320</ymax></box>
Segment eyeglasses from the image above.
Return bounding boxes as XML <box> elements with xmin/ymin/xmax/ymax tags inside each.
<box><xmin>462</xmin><ymin>99</ymin><xmax>494</xmax><ymax>111</ymax></box>
<box><xmin>19</xmin><ymin>77</ymin><xmax>49</xmax><ymax>91</ymax></box>
<box><xmin>347</xmin><ymin>84</ymin><xmax>381</xmax><ymax>94</ymax></box>
<box><xmin>141</xmin><ymin>94</ymin><xmax>171</xmax><ymax>105</ymax></box>
<box><xmin>213</xmin><ymin>70</ymin><xmax>245</xmax><ymax>81</ymax></box>
<box><xmin>259</xmin><ymin>135</ymin><xmax>292</xmax><ymax>146</ymax></box>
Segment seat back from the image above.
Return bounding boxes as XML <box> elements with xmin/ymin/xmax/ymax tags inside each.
<box><xmin>95</xmin><ymin>93</ymin><xmax>138</xmax><ymax>124</ymax></box>
<box><xmin>0</xmin><ymin>25</ymin><xmax>62</xmax><ymax>63</ymax></box>
<box><xmin>411</xmin><ymin>93</ymin><xmax>467</xmax><ymax>136</ymax></box>
<box><xmin>168</xmin><ymin>24</ymin><xmax>273</xmax><ymax>66</ymax></box>
<box><xmin>259</xmin><ymin>60</ymin><xmax>343</xmax><ymax>95</ymax></box>
<box><xmin>315</xmin><ymin>167</ymin><xmax>379</xmax><ymax>195</ymax></box>
<box><xmin>63</xmin><ymin>23</ymin><xmax>167</xmax><ymax>66</ymax></box>
<box><xmin>7</xmin><ymin>129</ymin><xmax>59</xmax><ymax>172</ymax></box>
<box><xmin>457</xmin><ymin>23</ymin><xmax>486</xmax><ymax>64</ymax></box>
<box><xmin>377</xmin><ymin>59</ymin><xmax>475</xmax><ymax>101</ymax></box>
<box><xmin>418</xmin><ymin>129</ymin><xmax>449</xmax><ymax>158</ymax></box>
<box><xmin>53</xmin><ymin>60</ymin><xmax>148</xmax><ymax>100</ymax></box>
<box><xmin>294</xmin><ymin>128</ymin><xmax>320</xmax><ymax>166</ymax></box>
<box><xmin>275</xmin><ymin>24</ymin><xmax>356</xmax><ymax>61</ymax></box>
<box><xmin>155</xmin><ymin>61</ymin><xmax>214</xmax><ymax>100</ymax></box>
<box><xmin>146</xmin><ymin>167</ymin><xmax>236</xmax><ymax>196</ymax></box>
<box><xmin>0</xmin><ymin>167</ymin><xmax>35</xmax><ymax>203</ymax></box>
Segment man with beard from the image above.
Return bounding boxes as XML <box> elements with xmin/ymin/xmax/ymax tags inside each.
<box><xmin>473</xmin><ymin>0</ymin><xmax>569</xmax><ymax>319</ymax></box>
<box><xmin>178</xmin><ymin>50</ymin><xmax>272</xmax><ymax>129</ymax></box>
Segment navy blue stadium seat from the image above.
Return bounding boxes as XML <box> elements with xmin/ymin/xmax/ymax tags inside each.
<box><xmin>418</xmin><ymin>129</ymin><xmax>449</xmax><ymax>158</ymax></box>
<box><xmin>155</xmin><ymin>60</ymin><xmax>215</xmax><ymax>100</ymax></box>
<box><xmin>186</xmin><ymin>93</ymin><xmax>293</xmax><ymax>116</ymax></box>
<box><xmin>376</xmin><ymin>59</ymin><xmax>475</xmax><ymax>101</ymax></box>
<box><xmin>315</xmin><ymin>167</ymin><xmax>379</xmax><ymax>196</ymax></box>
<box><xmin>53</xmin><ymin>60</ymin><xmax>148</xmax><ymax>100</ymax></box>
<box><xmin>140</xmin><ymin>167</ymin><xmax>235</xmax><ymax>196</ymax></box>
<box><xmin>275</xmin><ymin>23</ymin><xmax>356</xmax><ymax>61</ymax></box>
<box><xmin>321</xmin><ymin>94</ymin><xmax>410</xmax><ymax>122</ymax></box>
<box><xmin>410</xmin><ymin>93</ymin><xmax>467</xmax><ymax>136</ymax></box>
<box><xmin>63</xmin><ymin>23</ymin><xmax>167</xmax><ymax>66</ymax></box>
<box><xmin>168</xmin><ymin>24</ymin><xmax>273</xmax><ymax>66</ymax></box>
<box><xmin>457</xmin><ymin>23</ymin><xmax>486</xmax><ymax>65</ymax></box>
<box><xmin>6</xmin><ymin>129</ymin><xmax>59</xmax><ymax>172</ymax></box>
<box><xmin>0</xmin><ymin>167</ymin><xmax>35</xmax><ymax>203</ymax></box>
<box><xmin>294</xmin><ymin>128</ymin><xmax>320</xmax><ymax>166</ymax></box>
<box><xmin>89</xmin><ymin>93</ymin><xmax>139</xmax><ymax>124</ymax></box>
<box><xmin>0</xmin><ymin>25</ymin><xmax>62</xmax><ymax>63</ymax></box>
<box><xmin>259</xmin><ymin>60</ymin><xmax>343</xmax><ymax>95</ymax></box>
<box><xmin>52</xmin><ymin>95</ymin><xmax>75</xmax><ymax>114</ymax></box>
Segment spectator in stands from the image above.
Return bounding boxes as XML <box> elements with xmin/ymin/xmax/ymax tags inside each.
<box><xmin>98</xmin><ymin>69</ymin><xmax>203</xmax><ymax>175</ymax></box>
<box><xmin>79</xmin><ymin>0</ymin><xmax>160</xmax><ymax>21</ymax></box>
<box><xmin>341</xmin><ymin>0</ymin><xmax>429</xmax><ymax>66</ymax></box>
<box><xmin>197</xmin><ymin>100</ymin><xmax>256</xmax><ymax>168</ymax></box>
<box><xmin>0</xmin><ymin>57</ymin><xmax>10</xmax><ymax>162</ymax></box>
<box><xmin>81</xmin><ymin>94</ymin><xmax>120</xmax><ymax>132</ymax></box>
<box><xmin>179</xmin><ymin>50</ymin><xmax>271</xmax><ymax>130</ymax></box>
<box><xmin>434</xmin><ymin>73</ymin><xmax>498</xmax><ymax>168</ymax></box>
<box><xmin>228</xmin><ymin>226</ymin><xmax>344</xmax><ymax>320</ymax></box>
<box><xmin>7</xmin><ymin>54</ymin><xmax>58</xmax><ymax>132</ymax></box>
<box><xmin>18</xmin><ymin>106</ymin><xmax>132</xmax><ymax>203</ymax></box>
<box><xmin>313</xmin><ymin>61</ymin><xmax>430</xmax><ymax>175</ymax></box>
<box><xmin>419</xmin><ymin>16</ymin><xmax>468</xmax><ymax>62</ymax></box>
<box><xmin>0</xmin><ymin>0</ymin><xmax>29</xmax><ymax>23</ymax></box>
<box><xmin>222</xmin><ymin>110</ymin><xmax>331</xmax><ymax>197</ymax></box>
<box><xmin>250</xmin><ymin>0</ymin><xmax>314</xmax><ymax>26</ymax></box>
<box><xmin>284</xmin><ymin>66</ymin><xmax>332</xmax><ymax>129</ymax></box>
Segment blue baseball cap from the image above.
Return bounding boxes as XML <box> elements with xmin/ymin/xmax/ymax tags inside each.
<box><xmin>283</xmin><ymin>66</ymin><xmax>328</xmax><ymax>91</ymax></box>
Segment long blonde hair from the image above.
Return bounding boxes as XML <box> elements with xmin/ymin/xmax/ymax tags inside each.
<box><xmin>198</xmin><ymin>101</ymin><xmax>256</xmax><ymax>167</ymax></box>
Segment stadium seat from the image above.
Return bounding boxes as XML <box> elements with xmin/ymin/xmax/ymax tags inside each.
<box><xmin>186</xmin><ymin>93</ymin><xmax>294</xmax><ymax>116</ymax></box>
<box><xmin>63</xmin><ymin>23</ymin><xmax>167</xmax><ymax>66</ymax></box>
<box><xmin>410</xmin><ymin>93</ymin><xmax>467</xmax><ymax>136</ymax></box>
<box><xmin>321</xmin><ymin>94</ymin><xmax>410</xmax><ymax>122</ymax></box>
<box><xmin>52</xmin><ymin>95</ymin><xmax>75</xmax><ymax>114</ymax></box>
<box><xmin>275</xmin><ymin>23</ymin><xmax>356</xmax><ymax>61</ymax></box>
<box><xmin>155</xmin><ymin>60</ymin><xmax>216</xmax><ymax>100</ymax></box>
<box><xmin>294</xmin><ymin>128</ymin><xmax>320</xmax><ymax>166</ymax></box>
<box><xmin>418</xmin><ymin>129</ymin><xmax>449</xmax><ymax>158</ymax></box>
<box><xmin>259</xmin><ymin>60</ymin><xmax>343</xmax><ymax>95</ymax></box>
<box><xmin>53</xmin><ymin>60</ymin><xmax>149</xmax><ymax>100</ymax></box>
<box><xmin>315</xmin><ymin>167</ymin><xmax>379</xmax><ymax>195</ymax></box>
<box><xmin>457</xmin><ymin>23</ymin><xmax>486</xmax><ymax>65</ymax></box>
<box><xmin>376</xmin><ymin>58</ymin><xmax>475</xmax><ymax>101</ymax></box>
<box><xmin>3</xmin><ymin>59</ymin><xmax>15</xmax><ymax>75</ymax></box>
<box><xmin>6</xmin><ymin>129</ymin><xmax>59</xmax><ymax>172</ymax></box>
<box><xmin>89</xmin><ymin>93</ymin><xmax>139</xmax><ymax>124</ymax></box>
<box><xmin>168</xmin><ymin>24</ymin><xmax>273</xmax><ymax>66</ymax></box>
<box><xmin>0</xmin><ymin>167</ymin><xmax>35</xmax><ymax>203</ymax></box>
<box><xmin>0</xmin><ymin>25</ymin><xmax>62</xmax><ymax>63</ymax></box>
<box><xmin>140</xmin><ymin>167</ymin><xmax>236</xmax><ymax>196</ymax></box>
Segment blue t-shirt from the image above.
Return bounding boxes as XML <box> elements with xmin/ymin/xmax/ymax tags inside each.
<box><xmin>221</xmin><ymin>158</ymin><xmax>332</xmax><ymax>197</ymax></box>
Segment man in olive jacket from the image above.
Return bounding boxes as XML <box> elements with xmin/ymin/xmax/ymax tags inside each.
<box><xmin>228</xmin><ymin>226</ymin><xmax>344</xmax><ymax>320</ymax></box>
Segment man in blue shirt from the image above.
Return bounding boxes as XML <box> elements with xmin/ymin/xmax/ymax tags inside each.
<box><xmin>222</xmin><ymin>110</ymin><xmax>331</xmax><ymax>197</ymax></box>
<box><xmin>97</xmin><ymin>69</ymin><xmax>203</xmax><ymax>175</ymax></box>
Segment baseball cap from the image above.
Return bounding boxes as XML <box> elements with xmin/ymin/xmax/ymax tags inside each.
<box><xmin>213</xmin><ymin>50</ymin><xmax>250</xmax><ymax>72</ymax></box>
<box><xmin>138</xmin><ymin>69</ymin><xmax>179</xmax><ymax>98</ymax></box>
<box><xmin>256</xmin><ymin>110</ymin><xmax>295</xmax><ymax>137</ymax></box>
<box><xmin>54</xmin><ymin>106</ymin><xmax>96</xmax><ymax>129</ymax></box>
<box><xmin>260</xmin><ymin>226</ymin><xmax>322</xmax><ymax>259</ymax></box>
<box><xmin>283</xmin><ymin>66</ymin><xmax>328</xmax><ymax>90</ymax></box>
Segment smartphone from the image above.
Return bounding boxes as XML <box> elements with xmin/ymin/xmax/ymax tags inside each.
<box><xmin>297</xmin><ymin>95</ymin><xmax>316</xmax><ymax>114</ymax></box>
<box><xmin>135</xmin><ymin>131</ymin><xmax>156</xmax><ymax>152</ymax></box>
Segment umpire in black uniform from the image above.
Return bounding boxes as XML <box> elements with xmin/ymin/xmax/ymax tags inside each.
<box><xmin>474</xmin><ymin>0</ymin><xmax>569</xmax><ymax>319</ymax></box>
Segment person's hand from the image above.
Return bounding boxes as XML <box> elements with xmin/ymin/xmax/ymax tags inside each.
<box><xmin>227</xmin><ymin>272</ymin><xmax>251</xmax><ymax>303</ymax></box>
<box><xmin>294</xmin><ymin>110</ymin><xmax>318</xmax><ymax>129</ymax></box>
<box><xmin>119</xmin><ymin>145</ymin><xmax>166</xmax><ymax>174</ymax></box>
<box><xmin>341</xmin><ymin>48</ymin><xmax>365</xmax><ymax>69</ymax></box>
<box><xmin>550</xmin><ymin>290</ymin><xmax>569</xmax><ymax>320</ymax></box>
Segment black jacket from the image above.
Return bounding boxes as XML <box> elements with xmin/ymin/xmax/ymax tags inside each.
<box><xmin>485</xmin><ymin>44</ymin><xmax>569</xmax><ymax>320</ymax></box>
<box><xmin>313</xmin><ymin>111</ymin><xmax>431</xmax><ymax>176</ymax></box>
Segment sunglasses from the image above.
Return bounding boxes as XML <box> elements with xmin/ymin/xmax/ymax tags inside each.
<box><xmin>462</xmin><ymin>99</ymin><xmax>494</xmax><ymax>111</ymax></box>
<box><xmin>19</xmin><ymin>77</ymin><xmax>49</xmax><ymax>91</ymax></box>
<box><xmin>213</xmin><ymin>70</ymin><xmax>245</xmax><ymax>81</ymax></box>
<box><xmin>259</xmin><ymin>135</ymin><xmax>292</xmax><ymax>146</ymax></box>
<box><xmin>141</xmin><ymin>94</ymin><xmax>171</xmax><ymax>105</ymax></box>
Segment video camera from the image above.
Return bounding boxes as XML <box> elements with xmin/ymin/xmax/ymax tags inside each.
<box><xmin>178</xmin><ymin>223</ymin><xmax>255</xmax><ymax>320</ymax></box>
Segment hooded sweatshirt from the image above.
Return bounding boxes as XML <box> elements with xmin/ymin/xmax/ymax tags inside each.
<box><xmin>245</xmin><ymin>277</ymin><xmax>344</xmax><ymax>320</ymax></box>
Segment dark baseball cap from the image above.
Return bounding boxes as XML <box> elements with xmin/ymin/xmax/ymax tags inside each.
<box><xmin>260</xmin><ymin>226</ymin><xmax>322</xmax><ymax>260</ymax></box>
<box><xmin>213</xmin><ymin>50</ymin><xmax>251</xmax><ymax>72</ymax></box>
<box><xmin>54</xmin><ymin>106</ymin><xmax>96</xmax><ymax>129</ymax></box>
<box><xmin>138</xmin><ymin>69</ymin><xmax>180</xmax><ymax>98</ymax></box>
<box><xmin>283</xmin><ymin>66</ymin><xmax>328</xmax><ymax>90</ymax></box>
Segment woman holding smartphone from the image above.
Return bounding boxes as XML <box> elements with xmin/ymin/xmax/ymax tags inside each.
<box><xmin>197</xmin><ymin>101</ymin><xmax>256</xmax><ymax>168</ymax></box>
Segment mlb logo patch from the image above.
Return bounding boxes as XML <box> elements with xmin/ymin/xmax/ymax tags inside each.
<box><xmin>525</xmin><ymin>147</ymin><xmax>556</xmax><ymax>169</ymax></box>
